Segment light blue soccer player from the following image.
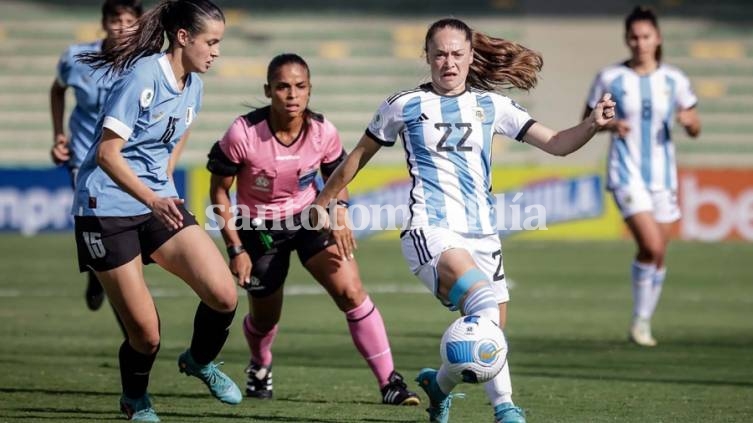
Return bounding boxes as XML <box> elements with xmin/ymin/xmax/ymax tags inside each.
<box><xmin>313</xmin><ymin>17</ymin><xmax>617</xmax><ymax>423</ymax></box>
<box><xmin>50</xmin><ymin>0</ymin><xmax>142</xmax><ymax>312</ymax></box>
<box><xmin>583</xmin><ymin>6</ymin><xmax>701</xmax><ymax>347</ymax></box>
<box><xmin>73</xmin><ymin>1</ymin><xmax>240</xmax><ymax>421</ymax></box>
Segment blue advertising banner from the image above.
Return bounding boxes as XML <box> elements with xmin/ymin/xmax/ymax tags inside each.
<box><xmin>0</xmin><ymin>167</ymin><xmax>186</xmax><ymax>235</ymax></box>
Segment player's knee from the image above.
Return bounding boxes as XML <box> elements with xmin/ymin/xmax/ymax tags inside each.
<box><xmin>448</xmin><ymin>268</ymin><xmax>488</xmax><ymax>309</ymax></box>
<box><xmin>638</xmin><ymin>242</ymin><xmax>665</xmax><ymax>263</ymax></box>
<box><xmin>132</xmin><ymin>333</ymin><xmax>161</xmax><ymax>355</ymax></box>
<box><xmin>333</xmin><ymin>283</ymin><xmax>366</xmax><ymax>312</ymax></box>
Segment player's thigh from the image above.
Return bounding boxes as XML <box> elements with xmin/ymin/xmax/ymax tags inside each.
<box><xmin>302</xmin><ymin>242</ymin><xmax>366</xmax><ymax>311</ymax></box>
<box><xmin>150</xmin><ymin>225</ymin><xmax>237</xmax><ymax>312</ymax></box>
<box><xmin>401</xmin><ymin>227</ymin><xmax>479</xmax><ymax>304</ymax></box>
<box><xmin>625</xmin><ymin>212</ymin><xmax>665</xmax><ymax>256</ymax></box>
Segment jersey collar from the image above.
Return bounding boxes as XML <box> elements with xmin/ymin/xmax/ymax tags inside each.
<box><xmin>158</xmin><ymin>53</ymin><xmax>182</xmax><ymax>93</ymax></box>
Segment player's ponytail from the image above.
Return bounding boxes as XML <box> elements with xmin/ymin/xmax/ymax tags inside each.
<box><xmin>469</xmin><ymin>31</ymin><xmax>543</xmax><ymax>91</ymax></box>
<box><xmin>79</xmin><ymin>0</ymin><xmax>224</xmax><ymax>75</ymax></box>
<box><xmin>625</xmin><ymin>5</ymin><xmax>662</xmax><ymax>62</ymax></box>
<box><xmin>424</xmin><ymin>18</ymin><xmax>543</xmax><ymax>93</ymax></box>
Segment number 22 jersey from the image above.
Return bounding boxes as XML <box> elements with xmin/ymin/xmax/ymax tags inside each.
<box><xmin>366</xmin><ymin>83</ymin><xmax>534</xmax><ymax>235</ymax></box>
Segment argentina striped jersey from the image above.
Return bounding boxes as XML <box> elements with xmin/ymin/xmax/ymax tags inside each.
<box><xmin>366</xmin><ymin>83</ymin><xmax>534</xmax><ymax>235</ymax></box>
<box><xmin>587</xmin><ymin>63</ymin><xmax>698</xmax><ymax>191</ymax></box>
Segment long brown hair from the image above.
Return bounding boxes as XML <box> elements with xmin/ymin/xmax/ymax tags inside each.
<box><xmin>424</xmin><ymin>18</ymin><xmax>543</xmax><ymax>92</ymax></box>
<box><xmin>80</xmin><ymin>0</ymin><xmax>224</xmax><ymax>74</ymax></box>
<box><xmin>625</xmin><ymin>5</ymin><xmax>663</xmax><ymax>62</ymax></box>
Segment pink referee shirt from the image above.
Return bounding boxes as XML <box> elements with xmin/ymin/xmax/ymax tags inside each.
<box><xmin>219</xmin><ymin>107</ymin><xmax>344</xmax><ymax>220</ymax></box>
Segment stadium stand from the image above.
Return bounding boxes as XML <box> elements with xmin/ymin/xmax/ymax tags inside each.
<box><xmin>0</xmin><ymin>0</ymin><xmax>751</xmax><ymax>166</ymax></box>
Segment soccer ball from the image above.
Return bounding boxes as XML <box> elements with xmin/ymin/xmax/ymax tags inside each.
<box><xmin>440</xmin><ymin>315</ymin><xmax>507</xmax><ymax>384</ymax></box>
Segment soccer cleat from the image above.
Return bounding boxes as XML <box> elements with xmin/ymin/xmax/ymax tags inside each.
<box><xmin>245</xmin><ymin>361</ymin><xmax>273</xmax><ymax>399</ymax></box>
<box><xmin>120</xmin><ymin>394</ymin><xmax>160</xmax><ymax>422</ymax></box>
<box><xmin>629</xmin><ymin>317</ymin><xmax>657</xmax><ymax>347</ymax></box>
<box><xmin>178</xmin><ymin>349</ymin><xmax>242</xmax><ymax>404</ymax></box>
<box><xmin>415</xmin><ymin>368</ymin><xmax>463</xmax><ymax>423</ymax></box>
<box><xmin>381</xmin><ymin>370</ymin><xmax>420</xmax><ymax>406</ymax></box>
<box><xmin>494</xmin><ymin>402</ymin><xmax>526</xmax><ymax>423</ymax></box>
<box><xmin>85</xmin><ymin>273</ymin><xmax>105</xmax><ymax>311</ymax></box>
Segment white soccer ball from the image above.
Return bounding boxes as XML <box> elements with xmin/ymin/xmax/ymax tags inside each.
<box><xmin>440</xmin><ymin>315</ymin><xmax>507</xmax><ymax>384</ymax></box>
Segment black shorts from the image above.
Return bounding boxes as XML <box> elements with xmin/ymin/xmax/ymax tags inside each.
<box><xmin>238</xmin><ymin>214</ymin><xmax>333</xmax><ymax>298</ymax></box>
<box><xmin>74</xmin><ymin>206</ymin><xmax>197</xmax><ymax>272</ymax></box>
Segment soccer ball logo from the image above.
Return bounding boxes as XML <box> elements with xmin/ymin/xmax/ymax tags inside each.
<box><xmin>440</xmin><ymin>315</ymin><xmax>507</xmax><ymax>384</ymax></box>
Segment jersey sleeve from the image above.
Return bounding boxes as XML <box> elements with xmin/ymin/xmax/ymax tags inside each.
<box><xmin>55</xmin><ymin>47</ymin><xmax>73</xmax><ymax>87</ymax></box>
<box><xmin>217</xmin><ymin>116</ymin><xmax>248</xmax><ymax>165</ymax></box>
<box><xmin>101</xmin><ymin>73</ymin><xmax>152</xmax><ymax>141</ymax></box>
<box><xmin>365</xmin><ymin>98</ymin><xmax>404</xmax><ymax>147</ymax></box>
<box><xmin>321</xmin><ymin>119</ymin><xmax>345</xmax><ymax>163</ymax></box>
<box><xmin>586</xmin><ymin>72</ymin><xmax>607</xmax><ymax>109</ymax></box>
<box><xmin>493</xmin><ymin>95</ymin><xmax>536</xmax><ymax>142</ymax></box>
<box><xmin>675</xmin><ymin>71</ymin><xmax>698</xmax><ymax>110</ymax></box>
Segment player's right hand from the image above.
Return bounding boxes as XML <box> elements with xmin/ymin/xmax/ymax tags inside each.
<box><xmin>50</xmin><ymin>134</ymin><xmax>70</xmax><ymax>165</ymax></box>
<box><xmin>149</xmin><ymin>197</ymin><xmax>185</xmax><ymax>230</ymax></box>
<box><xmin>230</xmin><ymin>252</ymin><xmax>252</xmax><ymax>287</ymax></box>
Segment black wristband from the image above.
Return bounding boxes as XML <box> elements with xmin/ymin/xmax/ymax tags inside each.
<box><xmin>226</xmin><ymin>244</ymin><xmax>246</xmax><ymax>259</ymax></box>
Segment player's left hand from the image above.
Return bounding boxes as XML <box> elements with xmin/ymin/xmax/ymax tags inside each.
<box><xmin>331</xmin><ymin>206</ymin><xmax>357</xmax><ymax>261</ymax></box>
<box><xmin>592</xmin><ymin>93</ymin><xmax>617</xmax><ymax>128</ymax></box>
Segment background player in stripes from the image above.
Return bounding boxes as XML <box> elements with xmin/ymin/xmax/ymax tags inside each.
<box><xmin>312</xmin><ymin>17</ymin><xmax>616</xmax><ymax>423</ymax></box>
<box><xmin>207</xmin><ymin>53</ymin><xmax>419</xmax><ymax>406</ymax></box>
<box><xmin>49</xmin><ymin>0</ymin><xmax>142</xmax><ymax>317</ymax></box>
<box><xmin>583</xmin><ymin>6</ymin><xmax>701</xmax><ymax>347</ymax></box>
<box><xmin>74</xmin><ymin>1</ymin><xmax>241</xmax><ymax>420</ymax></box>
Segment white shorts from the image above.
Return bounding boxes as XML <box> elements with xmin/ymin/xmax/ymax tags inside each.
<box><xmin>611</xmin><ymin>186</ymin><xmax>680</xmax><ymax>223</ymax></box>
<box><xmin>400</xmin><ymin>226</ymin><xmax>509</xmax><ymax>307</ymax></box>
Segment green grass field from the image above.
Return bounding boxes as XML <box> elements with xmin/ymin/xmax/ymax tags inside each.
<box><xmin>0</xmin><ymin>234</ymin><xmax>752</xmax><ymax>422</ymax></box>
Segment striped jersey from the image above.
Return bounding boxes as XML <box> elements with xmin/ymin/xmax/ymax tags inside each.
<box><xmin>367</xmin><ymin>83</ymin><xmax>535</xmax><ymax>235</ymax></box>
<box><xmin>219</xmin><ymin>107</ymin><xmax>344</xmax><ymax>220</ymax></box>
<box><xmin>56</xmin><ymin>40</ymin><xmax>116</xmax><ymax>169</ymax></box>
<box><xmin>586</xmin><ymin>62</ymin><xmax>698</xmax><ymax>191</ymax></box>
<box><xmin>74</xmin><ymin>53</ymin><xmax>202</xmax><ymax>216</ymax></box>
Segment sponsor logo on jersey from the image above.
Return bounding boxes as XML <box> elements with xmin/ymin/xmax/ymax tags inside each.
<box><xmin>510</xmin><ymin>100</ymin><xmax>527</xmax><ymax>113</ymax></box>
<box><xmin>186</xmin><ymin>106</ymin><xmax>195</xmax><ymax>125</ymax></box>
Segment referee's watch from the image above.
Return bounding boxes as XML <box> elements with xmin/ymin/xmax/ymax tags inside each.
<box><xmin>226</xmin><ymin>244</ymin><xmax>246</xmax><ymax>259</ymax></box>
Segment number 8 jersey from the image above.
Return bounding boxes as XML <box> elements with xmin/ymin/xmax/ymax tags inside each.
<box><xmin>367</xmin><ymin>83</ymin><xmax>535</xmax><ymax>235</ymax></box>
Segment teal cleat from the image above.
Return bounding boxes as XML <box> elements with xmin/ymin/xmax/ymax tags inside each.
<box><xmin>494</xmin><ymin>402</ymin><xmax>526</xmax><ymax>423</ymax></box>
<box><xmin>120</xmin><ymin>394</ymin><xmax>160</xmax><ymax>422</ymax></box>
<box><xmin>178</xmin><ymin>349</ymin><xmax>242</xmax><ymax>405</ymax></box>
<box><xmin>415</xmin><ymin>368</ymin><xmax>463</xmax><ymax>423</ymax></box>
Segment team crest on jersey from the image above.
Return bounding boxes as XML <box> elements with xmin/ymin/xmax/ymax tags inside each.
<box><xmin>254</xmin><ymin>175</ymin><xmax>271</xmax><ymax>191</ymax></box>
<box><xmin>472</xmin><ymin>107</ymin><xmax>485</xmax><ymax>122</ymax></box>
<box><xmin>186</xmin><ymin>107</ymin><xmax>195</xmax><ymax>125</ymax></box>
<box><xmin>140</xmin><ymin>88</ymin><xmax>154</xmax><ymax>108</ymax></box>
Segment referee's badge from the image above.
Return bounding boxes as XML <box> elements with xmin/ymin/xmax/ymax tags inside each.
<box><xmin>254</xmin><ymin>175</ymin><xmax>271</xmax><ymax>191</ymax></box>
<box><xmin>140</xmin><ymin>88</ymin><xmax>154</xmax><ymax>108</ymax></box>
<box><xmin>473</xmin><ymin>107</ymin><xmax>485</xmax><ymax>122</ymax></box>
<box><xmin>186</xmin><ymin>107</ymin><xmax>195</xmax><ymax>125</ymax></box>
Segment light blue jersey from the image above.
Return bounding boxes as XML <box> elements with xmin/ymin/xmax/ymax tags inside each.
<box><xmin>56</xmin><ymin>40</ymin><xmax>115</xmax><ymax>169</ymax></box>
<box><xmin>587</xmin><ymin>62</ymin><xmax>697</xmax><ymax>191</ymax></box>
<box><xmin>74</xmin><ymin>53</ymin><xmax>202</xmax><ymax>217</ymax></box>
<box><xmin>367</xmin><ymin>83</ymin><xmax>534</xmax><ymax>235</ymax></box>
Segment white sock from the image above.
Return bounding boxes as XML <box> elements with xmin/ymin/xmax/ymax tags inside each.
<box><xmin>485</xmin><ymin>358</ymin><xmax>513</xmax><ymax>406</ymax></box>
<box><xmin>647</xmin><ymin>267</ymin><xmax>666</xmax><ymax>316</ymax></box>
<box><xmin>632</xmin><ymin>261</ymin><xmax>656</xmax><ymax>319</ymax></box>
<box><xmin>436</xmin><ymin>364</ymin><xmax>460</xmax><ymax>395</ymax></box>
